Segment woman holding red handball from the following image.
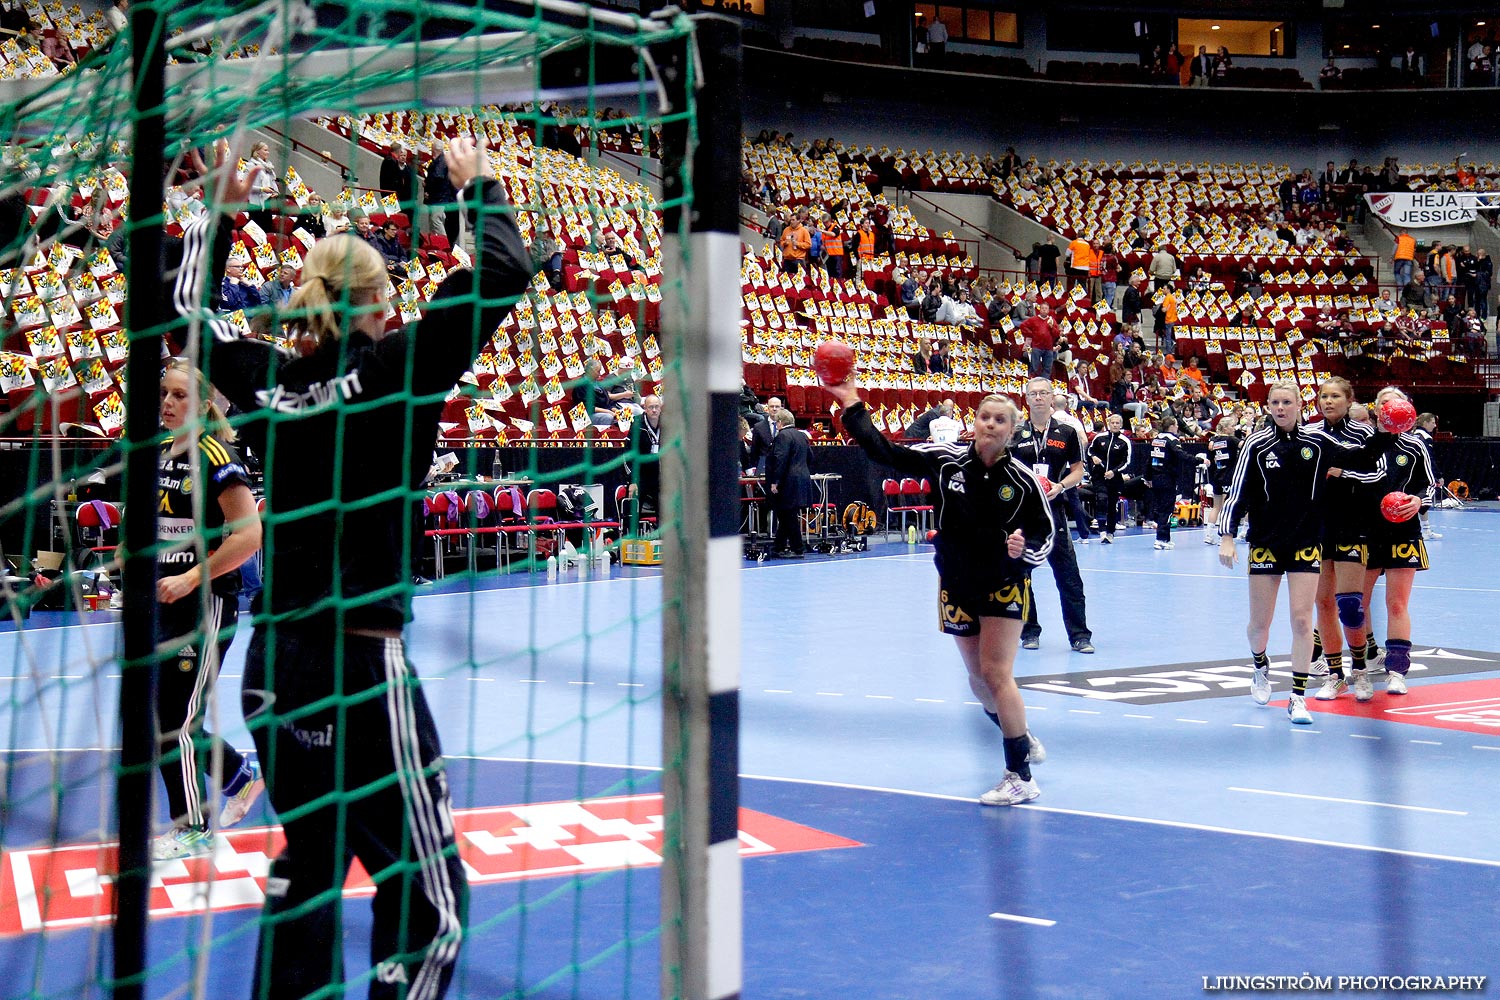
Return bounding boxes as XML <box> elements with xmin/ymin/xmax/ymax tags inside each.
<box><xmin>818</xmin><ymin>340</ymin><xmax>1056</xmax><ymax>807</ymax></box>
<box><xmin>1358</xmin><ymin>387</ymin><xmax>1434</xmax><ymax>697</ymax></box>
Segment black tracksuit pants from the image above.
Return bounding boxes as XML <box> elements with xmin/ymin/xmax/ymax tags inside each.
<box><xmin>156</xmin><ymin>594</ymin><xmax>245</xmax><ymax>829</ymax></box>
<box><xmin>243</xmin><ymin>627</ymin><xmax>468</xmax><ymax>1000</ymax></box>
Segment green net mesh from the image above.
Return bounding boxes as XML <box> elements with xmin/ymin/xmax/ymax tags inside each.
<box><xmin>0</xmin><ymin>3</ymin><xmax>704</xmax><ymax>997</ymax></box>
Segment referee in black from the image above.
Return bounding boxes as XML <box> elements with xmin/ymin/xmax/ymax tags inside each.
<box><xmin>1012</xmin><ymin>377</ymin><xmax>1095</xmax><ymax>653</ymax></box>
<box><xmin>179</xmin><ymin>138</ymin><xmax>536</xmax><ymax>1000</ymax></box>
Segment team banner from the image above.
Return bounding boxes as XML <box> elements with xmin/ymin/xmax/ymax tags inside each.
<box><xmin>1364</xmin><ymin>191</ymin><xmax>1494</xmax><ymax>227</ymax></box>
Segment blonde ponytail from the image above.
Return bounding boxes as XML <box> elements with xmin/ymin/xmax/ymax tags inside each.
<box><xmin>286</xmin><ymin>234</ymin><xmax>387</xmax><ymax>353</ymax></box>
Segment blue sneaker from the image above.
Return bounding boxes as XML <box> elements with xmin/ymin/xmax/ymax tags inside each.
<box><xmin>153</xmin><ymin>825</ymin><xmax>214</xmax><ymax>861</ymax></box>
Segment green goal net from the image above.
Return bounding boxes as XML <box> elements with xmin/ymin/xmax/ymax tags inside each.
<box><xmin>0</xmin><ymin>3</ymin><xmax>739</xmax><ymax>999</ymax></box>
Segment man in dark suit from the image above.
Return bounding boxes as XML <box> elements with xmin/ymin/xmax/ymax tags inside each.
<box><xmin>627</xmin><ymin>394</ymin><xmax>662</xmax><ymax>533</ymax></box>
<box><xmin>764</xmin><ymin>408</ymin><xmax>813</xmax><ymax>558</ymax></box>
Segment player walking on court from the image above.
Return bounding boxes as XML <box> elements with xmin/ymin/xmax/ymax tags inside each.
<box><xmin>152</xmin><ymin>358</ymin><xmax>264</xmax><ymax>860</ymax></box>
<box><xmin>178</xmin><ymin>138</ymin><xmax>536</xmax><ymax>999</ymax></box>
<box><xmin>1086</xmin><ymin>412</ymin><xmax>1131</xmax><ymax>543</ymax></box>
<box><xmin>827</xmin><ymin>378</ymin><xmax>1054</xmax><ymax>805</ymax></box>
<box><xmin>1217</xmin><ymin>382</ymin><xmax>1382</xmax><ymax>725</ymax></box>
<box><xmin>1359</xmin><ymin>387</ymin><xmax>1435</xmax><ymax>698</ymax></box>
<box><xmin>1202</xmin><ymin>414</ymin><xmax>1239</xmax><ymax>543</ymax></box>
<box><xmin>1305</xmin><ymin>377</ymin><xmax>1376</xmax><ymax>702</ymax></box>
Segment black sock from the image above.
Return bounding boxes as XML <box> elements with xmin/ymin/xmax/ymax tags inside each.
<box><xmin>1350</xmin><ymin>645</ymin><xmax>1367</xmax><ymax>673</ymax></box>
<box><xmin>1252</xmin><ymin>650</ymin><xmax>1270</xmax><ymax>671</ymax></box>
<box><xmin>1366</xmin><ymin>636</ymin><xmax>1379</xmax><ymax>658</ymax></box>
<box><xmin>1292</xmin><ymin>672</ymin><xmax>1309</xmax><ymax>695</ymax></box>
<box><xmin>1326</xmin><ymin>650</ymin><xmax>1344</xmax><ymax>679</ymax></box>
<box><xmin>984</xmin><ymin>710</ymin><xmax>1003</xmax><ymax>731</ymax></box>
<box><xmin>1002</xmin><ymin>735</ymin><xmax>1032</xmax><ymax>782</ymax></box>
<box><xmin>1311</xmin><ymin>628</ymin><xmax>1323</xmax><ymax>662</ymax></box>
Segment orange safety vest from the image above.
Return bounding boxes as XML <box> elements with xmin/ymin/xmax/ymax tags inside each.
<box><xmin>1394</xmin><ymin>233</ymin><xmax>1416</xmax><ymax>262</ymax></box>
<box><xmin>824</xmin><ymin>230</ymin><xmax>845</xmax><ymax>256</ymax></box>
<box><xmin>857</xmin><ymin>229</ymin><xmax>875</xmax><ymax>259</ymax></box>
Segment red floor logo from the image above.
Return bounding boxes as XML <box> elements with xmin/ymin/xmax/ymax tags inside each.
<box><xmin>0</xmin><ymin>794</ymin><xmax>860</xmax><ymax>936</ymax></box>
<box><xmin>1305</xmin><ymin>677</ymin><xmax>1500</xmax><ymax>734</ymax></box>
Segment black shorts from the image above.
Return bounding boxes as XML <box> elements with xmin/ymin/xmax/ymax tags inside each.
<box><xmin>1323</xmin><ymin>540</ymin><xmax>1367</xmax><ymax>565</ymax></box>
<box><xmin>1247</xmin><ymin>542</ymin><xmax>1322</xmax><ymax>576</ymax></box>
<box><xmin>938</xmin><ymin>578</ymin><xmax>1031</xmax><ymax>636</ymax></box>
<box><xmin>1364</xmin><ymin>536</ymin><xmax>1428</xmax><ymax>571</ymax></box>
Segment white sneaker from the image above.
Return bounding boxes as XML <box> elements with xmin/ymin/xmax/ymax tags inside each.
<box><xmin>1308</xmin><ymin>655</ymin><xmax>1330</xmax><ymax>677</ymax></box>
<box><xmin>1314</xmin><ymin>675</ymin><xmax>1348</xmax><ymax>700</ymax></box>
<box><xmin>1288</xmin><ymin>694</ymin><xmax>1314</xmax><ymax>725</ymax></box>
<box><xmin>1351</xmin><ymin>669</ymin><xmax>1374</xmax><ymax>702</ymax></box>
<box><xmin>1100</xmin><ymin>532</ymin><xmax>1113</xmax><ymax>544</ymax></box>
<box><xmin>152</xmin><ymin>825</ymin><xmax>214</xmax><ymax>861</ymax></box>
<box><xmin>1144</xmin><ymin>520</ymin><xmax>1157</xmax><ymax>529</ymax></box>
<box><xmin>1386</xmin><ymin>672</ymin><xmax>1408</xmax><ymax>696</ymax></box>
<box><xmin>980</xmin><ymin>772</ymin><xmax>1040</xmax><ymax>806</ymax></box>
<box><xmin>1202</xmin><ymin>532</ymin><xmax>1217</xmax><ymax>544</ymax></box>
<box><xmin>1153</xmin><ymin>540</ymin><xmax>1165</xmax><ymax>550</ymax></box>
<box><xmin>1078</xmin><ymin>536</ymin><xmax>1091</xmax><ymax>544</ymax></box>
<box><xmin>1250</xmin><ymin>664</ymin><xmax>1272</xmax><ymax>705</ymax></box>
<box><xmin>219</xmin><ymin>765</ymin><xmax>265</xmax><ymax>828</ymax></box>
<box><xmin>1422</xmin><ymin>529</ymin><xmax>1442</xmax><ymax>540</ymax></box>
<box><xmin>1089</xmin><ymin>519</ymin><xmax>1099</xmax><ymax>529</ymax></box>
<box><xmin>1161</xmin><ymin>541</ymin><xmax>1174</xmax><ymax>550</ymax></box>
<box><xmin>1026</xmin><ymin>732</ymin><xmax>1046</xmax><ymax>765</ymax></box>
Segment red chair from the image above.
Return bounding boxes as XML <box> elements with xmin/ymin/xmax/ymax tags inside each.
<box><xmin>885</xmin><ymin>477</ymin><xmax>933</xmax><ymax>539</ymax></box>
<box><xmin>421</xmin><ymin>233</ymin><xmax>452</xmax><ymax>253</ymax></box>
<box><xmin>615</xmin><ymin>483</ymin><xmax>656</xmax><ymax>534</ymax></box>
<box><xmin>881</xmin><ymin>479</ymin><xmax>902</xmax><ymax>539</ymax></box>
<box><xmin>424</xmin><ymin>490</ymin><xmax>467</xmax><ymax>579</ymax></box>
<box><xmin>526</xmin><ymin>488</ymin><xmax>560</xmax><ymax>563</ymax></box>
<box><xmin>75</xmin><ymin>501</ymin><xmax>121</xmax><ymax>564</ymax></box>
<box><xmin>487</xmin><ymin>486</ymin><xmax>528</xmax><ymax>569</ymax></box>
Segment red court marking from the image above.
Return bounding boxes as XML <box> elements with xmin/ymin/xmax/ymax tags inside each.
<box><xmin>0</xmin><ymin>794</ymin><xmax>861</xmax><ymax>936</ymax></box>
<box><xmin>1284</xmin><ymin>678</ymin><xmax>1500</xmax><ymax>735</ymax></box>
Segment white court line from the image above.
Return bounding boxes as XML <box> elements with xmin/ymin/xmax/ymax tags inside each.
<box><xmin>741</xmin><ymin>773</ymin><xmax>1500</xmax><ymax>868</ymax></box>
<box><xmin>1232</xmin><ymin>723</ymin><xmax>1262</xmax><ymax>729</ymax></box>
<box><xmin>1350</xmin><ymin>734</ymin><xmax>1380</xmax><ymax>740</ymax></box>
<box><xmin>1067</xmin><ymin>709</ymin><xmax>1100</xmax><ymax>715</ymax></box>
<box><xmin>865</xmin><ymin>695</ymin><xmax>894</xmax><ymax>700</ymax></box>
<box><xmin>1077</xmin><ymin>566</ymin><xmax>1500</xmax><ymax>595</ymax></box>
<box><xmin>1410</xmin><ymin>740</ymin><xmax>1442</xmax><ymax>746</ymax></box>
<box><xmin>1124</xmin><ymin>714</ymin><xmax>1153</xmax><ymax>720</ymax></box>
<box><xmin>816</xmin><ymin>692</ymin><xmax>844</xmax><ymax>697</ymax></box>
<box><xmin>1176</xmin><ymin>718</ymin><xmax>1209</xmax><ymax>724</ymax></box>
<box><xmin>1475</xmin><ymin>746</ymin><xmax>1500</xmax><ymax>752</ymax></box>
<box><xmin>914</xmin><ymin>698</ymin><xmax>945</xmax><ymax>704</ymax></box>
<box><xmin>989</xmin><ymin>912</ymin><xmax>1056</xmax><ymax>928</ymax></box>
<box><xmin>1228</xmin><ymin>786</ymin><xmax>1467</xmax><ymax>816</ymax></box>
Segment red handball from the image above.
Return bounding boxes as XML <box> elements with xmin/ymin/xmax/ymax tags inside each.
<box><xmin>1380</xmin><ymin>492</ymin><xmax>1415</xmax><ymax>523</ymax></box>
<box><xmin>1377</xmin><ymin>396</ymin><xmax>1418</xmax><ymax>434</ymax></box>
<box><xmin>812</xmin><ymin>339</ymin><xmax>856</xmax><ymax>386</ymax></box>
<box><xmin>1036</xmin><ymin>475</ymin><xmax>1053</xmax><ymax>494</ymax></box>
<box><xmin>926</xmin><ymin>529</ymin><xmax>938</xmax><ymax>542</ymax></box>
